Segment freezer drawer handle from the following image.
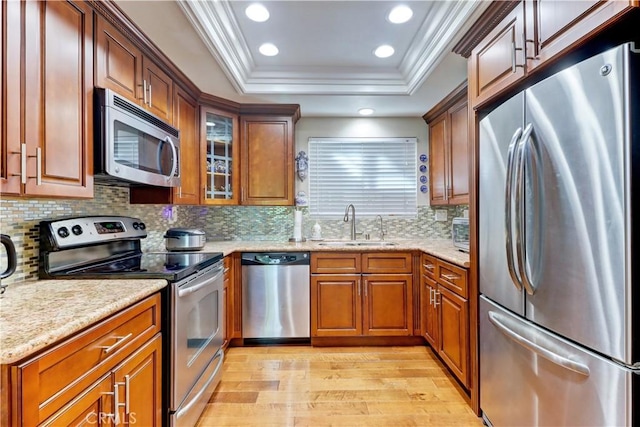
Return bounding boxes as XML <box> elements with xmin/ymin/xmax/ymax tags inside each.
<box><xmin>488</xmin><ymin>311</ymin><xmax>590</xmax><ymax>377</ymax></box>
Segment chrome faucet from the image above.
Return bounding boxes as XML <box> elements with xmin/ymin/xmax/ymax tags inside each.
<box><xmin>344</xmin><ymin>204</ymin><xmax>356</xmax><ymax>240</ymax></box>
<box><xmin>376</xmin><ymin>215</ymin><xmax>386</xmax><ymax>241</ymax></box>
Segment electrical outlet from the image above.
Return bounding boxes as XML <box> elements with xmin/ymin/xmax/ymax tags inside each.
<box><xmin>435</xmin><ymin>209</ymin><xmax>447</xmax><ymax>221</ymax></box>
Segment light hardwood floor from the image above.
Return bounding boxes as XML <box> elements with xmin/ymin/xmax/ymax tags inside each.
<box><xmin>197</xmin><ymin>346</ymin><xmax>483</xmax><ymax>426</ymax></box>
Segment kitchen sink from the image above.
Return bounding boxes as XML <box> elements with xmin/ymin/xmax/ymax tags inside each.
<box><xmin>317</xmin><ymin>241</ymin><xmax>397</xmax><ymax>247</ymax></box>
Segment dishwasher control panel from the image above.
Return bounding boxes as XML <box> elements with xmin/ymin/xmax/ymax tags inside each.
<box><xmin>241</xmin><ymin>252</ymin><xmax>309</xmax><ymax>265</ymax></box>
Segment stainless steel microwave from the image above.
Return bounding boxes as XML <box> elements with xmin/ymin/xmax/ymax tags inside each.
<box><xmin>452</xmin><ymin>217</ymin><xmax>469</xmax><ymax>252</ymax></box>
<box><xmin>94</xmin><ymin>88</ymin><xmax>180</xmax><ymax>187</ymax></box>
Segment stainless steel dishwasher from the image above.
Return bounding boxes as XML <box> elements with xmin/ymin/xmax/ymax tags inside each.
<box><xmin>241</xmin><ymin>252</ymin><xmax>310</xmax><ymax>343</ymax></box>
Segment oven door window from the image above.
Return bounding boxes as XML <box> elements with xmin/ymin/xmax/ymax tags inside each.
<box><xmin>185</xmin><ymin>289</ymin><xmax>220</xmax><ymax>366</ymax></box>
<box><xmin>113</xmin><ymin>120</ymin><xmax>178</xmax><ymax>177</ymax></box>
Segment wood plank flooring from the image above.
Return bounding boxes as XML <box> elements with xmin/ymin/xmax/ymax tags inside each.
<box><xmin>197</xmin><ymin>346</ymin><xmax>483</xmax><ymax>426</ymax></box>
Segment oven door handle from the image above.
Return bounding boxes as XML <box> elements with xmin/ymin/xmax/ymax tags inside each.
<box><xmin>176</xmin><ymin>351</ymin><xmax>223</xmax><ymax>419</ymax></box>
<box><xmin>178</xmin><ymin>265</ymin><xmax>224</xmax><ymax>297</ymax></box>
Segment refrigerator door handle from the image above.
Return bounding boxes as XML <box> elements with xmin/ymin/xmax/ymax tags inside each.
<box><xmin>515</xmin><ymin>123</ymin><xmax>537</xmax><ymax>296</ymax></box>
<box><xmin>488</xmin><ymin>310</ymin><xmax>591</xmax><ymax>377</ymax></box>
<box><xmin>505</xmin><ymin>127</ymin><xmax>524</xmax><ymax>292</ymax></box>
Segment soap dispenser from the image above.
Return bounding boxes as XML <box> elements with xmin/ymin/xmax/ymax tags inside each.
<box><xmin>312</xmin><ymin>221</ymin><xmax>322</xmax><ymax>240</ymax></box>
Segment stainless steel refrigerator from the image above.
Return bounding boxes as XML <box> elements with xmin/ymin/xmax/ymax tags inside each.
<box><xmin>479</xmin><ymin>42</ymin><xmax>639</xmax><ymax>426</ymax></box>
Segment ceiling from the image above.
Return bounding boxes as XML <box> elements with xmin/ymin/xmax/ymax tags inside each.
<box><xmin>114</xmin><ymin>1</ymin><xmax>489</xmax><ymax>118</ymax></box>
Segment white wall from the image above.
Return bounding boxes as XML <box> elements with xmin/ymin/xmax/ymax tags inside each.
<box><xmin>294</xmin><ymin>117</ymin><xmax>430</xmax><ymax>206</ymax></box>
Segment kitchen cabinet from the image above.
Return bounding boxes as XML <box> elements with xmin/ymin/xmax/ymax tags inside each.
<box><xmin>4</xmin><ymin>293</ymin><xmax>162</xmax><ymax>426</ymax></box>
<box><xmin>420</xmin><ymin>253</ymin><xmax>469</xmax><ymax>388</ymax></box>
<box><xmin>311</xmin><ymin>252</ymin><xmax>413</xmax><ymax>337</ymax></box>
<box><xmin>240</xmin><ymin>116</ymin><xmax>294</xmax><ymax>205</ymax></box>
<box><xmin>423</xmin><ymin>83</ymin><xmax>469</xmax><ymax>205</ymax></box>
<box><xmin>468</xmin><ymin>0</ymin><xmax>635</xmax><ymax>108</ymax></box>
<box><xmin>203</xmin><ymin>107</ymin><xmax>239</xmax><ymax>204</ymax></box>
<box><xmin>1</xmin><ymin>0</ymin><xmax>93</xmax><ymax>198</ymax></box>
<box><xmin>96</xmin><ymin>15</ymin><xmax>173</xmax><ymax>123</ymax></box>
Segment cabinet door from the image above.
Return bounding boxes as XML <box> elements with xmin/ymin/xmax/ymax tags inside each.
<box><xmin>525</xmin><ymin>0</ymin><xmax>633</xmax><ymax>72</ymax></box>
<box><xmin>448</xmin><ymin>98</ymin><xmax>469</xmax><ymax>204</ymax></box>
<box><xmin>241</xmin><ymin>116</ymin><xmax>294</xmax><ymax>205</ymax></box>
<box><xmin>202</xmin><ymin>107</ymin><xmax>239</xmax><ymax>204</ymax></box>
<box><xmin>469</xmin><ymin>2</ymin><xmax>525</xmax><ymax>108</ymax></box>
<box><xmin>437</xmin><ymin>285</ymin><xmax>469</xmax><ymax>387</ymax></box>
<box><xmin>428</xmin><ymin>113</ymin><xmax>448</xmax><ymax>205</ymax></box>
<box><xmin>112</xmin><ymin>334</ymin><xmax>162</xmax><ymax>427</ymax></box>
<box><xmin>23</xmin><ymin>0</ymin><xmax>93</xmax><ymax>197</ymax></box>
<box><xmin>95</xmin><ymin>16</ymin><xmax>142</xmax><ymax>105</ymax></box>
<box><xmin>172</xmin><ymin>87</ymin><xmax>200</xmax><ymax>204</ymax></box>
<box><xmin>40</xmin><ymin>375</ymin><xmax>115</xmax><ymax>427</ymax></box>
<box><xmin>311</xmin><ymin>275</ymin><xmax>361</xmax><ymax>336</ymax></box>
<box><xmin>142</xmin><ymin>56</ymin><xmax>173</xmax><ymax>123</ymax></box>
<box><xmin>223</xmin><ymin>256</ymin><xmax>234</xmax><ymax>346</ymax></box>
<box><xmin>1</xmin><ymin>0</ymin><xmax>21</xmax><ymax>195</ymax></box>
<box><xmin>363</xmin><ymin>274</ymin><xmax>413</xmax><ymax>336</ymax></box>
<box><xmin>421</xmin><ymin>275</ymin><xmax>439</xmax><ymax>349</ymax></box>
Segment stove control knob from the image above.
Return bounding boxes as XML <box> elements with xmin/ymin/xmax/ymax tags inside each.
<box><xmin>138</xmin><ymin>222</ymin><xmax>146</xmax><ymax>230</ymax></box>
<box><xmin>57</xmin><ymin>227</ymin><xmax>70</xmax><ymax>238</ymax></box>
<box><xmin>72</xmin><ymin>225</ymin><xmax>83</xmax><ymax>236</ymax></box>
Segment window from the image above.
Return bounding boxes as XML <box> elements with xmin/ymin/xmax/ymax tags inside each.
<box><xmin>308</xmin><ymin>137</ymin><xmax>417</xmax><ymax>218</ymax></box>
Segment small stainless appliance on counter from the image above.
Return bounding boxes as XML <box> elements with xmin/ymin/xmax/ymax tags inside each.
<box><xmin>241</xmin><ymin>252</ymin><xmax>310</xmax><ymax>344</ymax></box>
<box><xmin>39</xmin><ymin>216</ymin><xmax>224</xmax><ymax>427</ymax></box>
<box><xmin>451</xmin><ymin>217</ymin><xmax>469</xmax><ymax>252</ymax></box>
<box><xmin>164</xmin><ymin>228</ymin><xmax>206</xmax><ymax>251</ymax></box>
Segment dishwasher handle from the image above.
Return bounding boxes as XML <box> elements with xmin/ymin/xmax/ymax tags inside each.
<box><xmin>241</xmin><ymin>252</ymin><xmax>310</xmax><ymax>266</ymax></box>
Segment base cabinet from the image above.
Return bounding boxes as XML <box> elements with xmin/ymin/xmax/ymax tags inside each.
<box><xmin>311</xmin><ymin>252</ymin><xmax>413</xmax><ymax>338</ymax></box>
<box><xmin>421</xmin><ymin>254</ymin><xmax>469</xmax><ymax>388</ymax></box>
<box><xmin>3</xmin><ymin>294</ymin><xmax>162</xmax><ymax>426</ymax></box>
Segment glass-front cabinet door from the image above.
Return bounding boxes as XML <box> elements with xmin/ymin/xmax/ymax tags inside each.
<box><xmin>201</xmin><ymin>107</ymin><xmax>239</xmax><ymax>204</ymax></box>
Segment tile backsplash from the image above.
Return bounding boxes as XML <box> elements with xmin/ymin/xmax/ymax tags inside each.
<box><xmin>0</xmin><ymin>185</ymin><xmax>466</xmax><ymax>286</ymax></box>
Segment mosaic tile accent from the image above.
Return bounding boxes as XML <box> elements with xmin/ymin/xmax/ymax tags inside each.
<box><xmin>0</xmin><ymin>184</ymin><xmax>468</xmax><ymax>287</ymax></box>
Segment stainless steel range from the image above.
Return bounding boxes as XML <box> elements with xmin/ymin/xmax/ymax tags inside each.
<box><xmin>39</xmin><ymin>216</ymin><xmax>225</xmax><ymax>427</ymax></box>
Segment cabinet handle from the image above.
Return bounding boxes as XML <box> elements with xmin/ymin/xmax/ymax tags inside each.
<box><xmin>10</xmin><ymin>143</ymin><xmax>27</xmax><ymax>184</ymax></box>
<box><xmin>441</xmin><ymin>273</ymin><xmax>459</xmax><ymax>281</ymax></box>
<box><xmin>424</xmin><ymin>263</ymin><xmax>435</xmax><ymax>271</ymax></box>
<box><xmin>357</xmin><ymin>279</ymin><xmax>361</xmax><ymax>296</ymax></box>
<box><xmin>148</xmin><ymin>83</ymin><xmax>152</xmax><ymax>108</ymax></box>
<box><xmin>522</xmin><ymin>33</ymin><xmax>537</xmax><ymax>60</ymax></box>
<box><xmin>97</xmin><ymin>333</ymin><xmax>133</xmax><ymax>354</ymax></box>
<box><xmin>434</xmin><ymin>290</ymin><xmax>441</xmax><ymax>307</ymax></box>
<box><xmin>364</xmin><ymin>279</ymin><xmax>368</xmax><ymax>297</ymax></box>
<box><xmin>143</xmin><ymin>79</ymin><xmax>148</xmax><ymax>105</ymax></box>
<box><xmin>26</xmin><ymin>147</ymin><xmax>41</xmax><ymax>185</ymax></box>
<box><xmin>428</xmin><ymin>287</ymin><xmax>434</xmax><ymax>305</ymax></box>
<box><xmin>124</xmin><ymin>374</ymin><xmax>131</xmax><ymax>414</ymax></box>
<box><xmin>100</xmin><ymin>387</ymin><xmax>118</xmax><ymax>425</ymax></box>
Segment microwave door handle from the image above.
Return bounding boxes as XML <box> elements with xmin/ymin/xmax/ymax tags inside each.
<box><xmin>157</xmin><ymin>136</ymin><xmax>178</xmax><ymax>182</ymax></box>
<box><xmin>505</xmin><ymin>127</ymin><xmax>523</xmax><ymax>292</ymax></box>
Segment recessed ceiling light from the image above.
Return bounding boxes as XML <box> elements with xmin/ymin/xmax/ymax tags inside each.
<box><xmin>245</xmin><ymin>4</ymin><xmax>270</xmax><ymax>22</ymax></box>
<box><xmin>358</xmin><ymin>108</ymin><xmax>375</xmax><ymax>116</ymax></box>
<box><xmin>388</xmin><ymin>5</ymin><xmax>413</xmax><ymax>24</ymax></box>
<box><xmin>259</xmin><ymin>43</ymin><xmax>279</xmax><ymax>56</ymax></box>
<box><xmin>374</xmin><ymin>45</ymin><xmax>395</xmax><ymax>58</ymax></box>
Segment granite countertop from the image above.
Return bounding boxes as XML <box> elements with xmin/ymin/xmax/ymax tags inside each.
<box><xmin>0</xmin><ymin>279</ymin><xmax>167</xmax><ymax>365</ymax></box>
<box><xmin>203</xmin><ymin>239</ymin><xmax>470</xmax><ymax>268</ymax></box>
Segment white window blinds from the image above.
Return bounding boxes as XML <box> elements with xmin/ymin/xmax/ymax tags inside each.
<box><xmin>308</xmin><ymin>137</ymin><xmax>417</xmax><ymax>218</ymax></box>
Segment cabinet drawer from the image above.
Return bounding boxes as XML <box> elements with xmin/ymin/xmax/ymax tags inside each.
<box><xmin>362</xmin><ymin>252</ymin><xmax>412</xmax><ymax>274</ymax></box>
<box><xmin>421</xmin><ymin>254</ymin><xmax>437</xmax><ymax>279</ymax></box>
<box><xmin>14</xmin><ymin>293</ymin><xmax>161</xmax><ymax>425</ymax></box>
<box><xmin>311</xmin><ymin>252</ymin><xmax>361</xmax><ymax>274</ymax></box>
<box><xmin>436</xmin><ymin>259</ymin><xmax>468</xmax><ymax>298</ymax></box>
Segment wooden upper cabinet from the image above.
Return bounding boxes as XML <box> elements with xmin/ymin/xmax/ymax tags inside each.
<box><xmin>95</xmin><ymin>16</ymin><xmax>142</xmax><ymax>105</ymax></box>
<box><xmin>525</xmin><ymin>0</ymin><xmax>635</xmax><ymax>72</ymax></box>
<box><xmin>1</xmin><ymin>0</ymin><xmax>21</xmax><ymax>195</ymax></box>
<box><xmin>172</xmin><ymin>87</ymin><xmax>200</xmax><ymax>204</ymax></box>
<box><xmin>142</xmin><ymin>56</ymin><xmax>173</xmax><ymax>123</ymax></box>
<box><xmin>95</xmin><ymin>15</ymin><xmax>173</xmax><ymax>123</ymax></box>
<box><xmin>14</xmin><ymin>0</ymin><xmax>93</xmax><ymax>198</ymax></box>
<box><xmin>424</xmin><ymin>83</ymin><xmax>469</xmax><ymax>206</ymax></box>
<box><xmin>468</xmin><ymin>2</ymin><xmax>525</xmax><ymax>108</ymax></box>
<box><xmin>202</xmin><ymin>107</ymin><xmax>239</xmax><ymax>205</ymax></box>
<box><xmin>468</xmin><ymin>0</ymin><xmax>636</xmax><ymax>109</ymax></box>
<box><xmin>240</xmin><ymin>116</ymin><xmax>294</xmax><ymax>205</ymax></box>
